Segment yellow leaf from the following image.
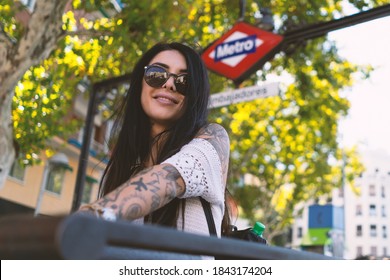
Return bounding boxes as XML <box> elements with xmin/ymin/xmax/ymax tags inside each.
<box><xmin>33</xmin><ymin>66</ymin><xmax>46</xmax><ymax>77</ymax></box>
<box><xmin>0</xmin><ymin>5</ymin><xmax>11</xmax><ymax>12</ymax></box>
<box><xmin>45</xmin><ymin>149</ymin><xmax>55</xmax><ymax>158</ymax></box>
<box><xmin>188</xmin><ymin>8</ymin><xmax>197</xmax><ymax>21</ymax></box>
<box><xmin>72</xmin><ymin>0</ymin><xmax>81</xmax><ymax>8</ymax></box>
<box><xmin>204</xmin><ymin>3</ymin><xmax>211</xmax><ymax>13</ymax></box>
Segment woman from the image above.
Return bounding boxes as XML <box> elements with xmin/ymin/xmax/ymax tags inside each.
<box><xmin>80</xmin><ymin>42</ymin><xmax>231</xmax><ymax>238</ymax></box>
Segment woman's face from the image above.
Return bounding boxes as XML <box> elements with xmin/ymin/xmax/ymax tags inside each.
<box><xmin>141</xmin><ymin>50</ymin><xmax>187</xmax><ymax>135</ymax></box>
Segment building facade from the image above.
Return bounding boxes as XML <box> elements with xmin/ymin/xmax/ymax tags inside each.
<box><xmin>0</xmin><ymin>91</ymin><xmax>111</xmax><ymax>217</ymax></box>
<box><xmin>291</xmin><ymin>149</ymin><xmax>390</xmax><ymax>259</ymax></box>
<box><xmin>0</xmin><ymin>0</ymin><xmax>124</xmax><ymax>218</ymax></box>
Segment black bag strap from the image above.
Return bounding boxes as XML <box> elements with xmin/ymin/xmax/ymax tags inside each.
<box><xmin>199</xmin><ymin>197</ymin><xmax>217</xmax><ymax>236</ymax></box>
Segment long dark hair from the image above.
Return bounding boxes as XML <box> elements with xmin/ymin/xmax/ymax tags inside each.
<box><xmin>99</xmin><ymin>41</ymin><xmax>231</xmax><ymax>231</ymax></box>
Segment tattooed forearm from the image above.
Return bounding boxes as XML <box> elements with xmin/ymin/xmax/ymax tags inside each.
<box><xmin>116</xmin><ymin>192</ymin><xmax>147</xmax><ymax>220</ymax></box>
<box><xmin>86</xmin><ymin>164</ymin><xmax>185</xmax><ymax>221</ymax></box>
<box><xmin>123</xmin><ymin>203</ymin><xmax>143</xmax><ymax>219</ymax></box>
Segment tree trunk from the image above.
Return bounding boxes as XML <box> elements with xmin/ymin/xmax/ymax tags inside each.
<box><xmin>0</xmin><ymin>93</ymin><xmax>15</xmax><ymax>188</ymax></box>
<box><xmin>0</xmin><ymin>0</ymin><xmax>68</xmax><ymax>188</ymax></box>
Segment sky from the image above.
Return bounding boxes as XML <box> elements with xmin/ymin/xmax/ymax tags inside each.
<box><xmin>328</xmin><ymin>8</ymin><xmax>390</xmax><ymax>156</ymax></box>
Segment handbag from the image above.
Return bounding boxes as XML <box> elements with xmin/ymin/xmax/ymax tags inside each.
<box><xmin>199</xmin><ymin>197</ymin><xmax>267</xmax><ymax>244</ymax></box>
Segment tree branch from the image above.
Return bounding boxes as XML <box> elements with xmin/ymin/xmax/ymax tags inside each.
<box><xmin>0</xmin><ymin>0</ymin><xmax>67</xmax><ymax>100</ymax></box>
<box><xmin>66</xmin><ymin>29</ymin><xmax>114</xmax><ymax>38</ymax></box>
<box><xmin>16</xmin><ymin>0</ymin><xmax>67</xmax><ymax>64</ymax></box>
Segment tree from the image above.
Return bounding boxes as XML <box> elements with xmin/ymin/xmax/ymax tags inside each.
<box><xmin>0</xmin><ymin>0</ymin><xmax>240</xmax><ymax>187</ymax></box>
<box><xmin>0</xmin><ymin>0</ymin><xmax>68</xmax><ymax>187</ymax></box>
<box><xmin>209</xmin><ymin>1</ymin><xmax>382</xmax><ymax>243</ymax></box>
<box><xmin>0</xmin><ymin>0</ymin><xmax>385</xmax><ymax>244</ymax></box>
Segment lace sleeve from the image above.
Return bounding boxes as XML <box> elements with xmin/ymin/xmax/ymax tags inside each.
<box><xmin>162</xmin><ymin>138</ymin><xmax>224</xmax><ymax>205</ymax></box>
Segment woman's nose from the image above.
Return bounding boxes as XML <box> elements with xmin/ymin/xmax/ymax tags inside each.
<box><xmin>163</xmin><ymin>76</ymin><xmax>176</xmax><ymax>92</ymax></box>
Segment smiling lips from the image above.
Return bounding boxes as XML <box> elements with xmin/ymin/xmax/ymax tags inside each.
<box><xmin>153</xmin><ymin>93</ymin><xmax>179</xmax><ymax>104</ymax></box>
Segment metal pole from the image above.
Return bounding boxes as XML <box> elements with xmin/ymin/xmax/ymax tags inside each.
<box><xmin>34</xmin><ymin>163</ymin><xmax>50</xmax><ymax>216</ymax></box>
<box><xmin>71</xmin><ymin>85</ymin><xmax>99</xmax><ymax>212</ymax></box>
<box><xmin>70</xmin><ymin>74</ymin><xmax>131</xmax><ymax>212</ymax></box>
<box><xmin>238</xmin><ymin>0</ymin><xmax>246</xmax><ymax>21</ymax></box>
<box><xmin>283</xmin><ymin>4</ymin><xmax>390</xmax><ymax>45</ymax></box>
<box><xmin>341</xmin><ymin>152</ymin><xmax>347</xmax><ymax>258</ymax></box>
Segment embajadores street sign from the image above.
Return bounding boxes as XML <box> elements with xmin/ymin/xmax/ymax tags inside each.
<box><xmin>208</xmin><ymin>82</ymin><xmax>279</xmax><ymax>109</ymax></box>
<box><xmin>202</xmin><ymin>21</ymin><xmax>283</xmax><ymax>85</ymax></box>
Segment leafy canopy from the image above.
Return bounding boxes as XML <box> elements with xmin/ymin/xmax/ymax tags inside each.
<box><xmin>3</xmin><ymin>0</ymin><xmax>384</xmax><ymax>243</ymax></box>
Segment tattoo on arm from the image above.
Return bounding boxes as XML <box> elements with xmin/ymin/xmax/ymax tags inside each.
<box><xmin>162</xmin><ymin>165</ymin><xmax>185</xmax><ymax>196</ymax></box>
<box><xmin>93</xmin><ymin>164</ymin><xmax>185</xmax><ymax>221</ymax></box>
<box><xmin>123</xmin><ymin>203</ymin><xmax>143</xmax><ymax>219</ymax></box>
<box><xmin>196</xmin><ymin>123</ymin><xmax>230</xmax><ymax>179</ymax></box>
<box><xmin>131</xmin><ymin>178</ymin><xmax>148</xmax><ymax>191</ymax></box>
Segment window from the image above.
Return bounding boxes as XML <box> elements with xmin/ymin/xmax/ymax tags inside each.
<box><xmin>369</xmin><ymin>184</ymin><xmax>376</xmax><ymax>196</ymax></box>
<box><xmin>369</xmin><ymin>204</ymin><xmax>376</xmax><ymax>216</ymax></box>
<box><xmin>383</xmin><ymin>226</ymin><xmax>387</xmax><ymax>239</ymax></box>
<box><xmin>356</xmin><ymin>204</ymin><xmax>362</xmax><ymax>216</ymax></box>
<box><xmin>384</xmin><ymin>247</ymin><xmax>387</xmax><ymax>257</ymax></box>
<box><xmin>8</xmin><ymin>159</ymin><xmax>26</xmax><ymax>181</ymax></box>
<box><xmin>295</xmin><ymin>209</ymin><xmax>303</xmax><ymax>219</ymax></box>
<box><xmin>356</xmin><ymin>246</ymin><xmax>363</xmax><ymax>258</ymax></box>
<box><xmin>382</xmin><ymin>205</ymin><xmax>386</xmax><ymax>217</ymax></box>
<box><xmin>81</xmin><ymin>176</ymin><xmax>99</xmax><ymax>204</ymax></box>
<box><xmin>338</xmin><ymin>187</ymin><xmax>344</xmax><ymax>197</ymax></box>
<box><xmin>356</xmin><ymin>225</ymin><xmax>363</xmax><ymax>237</ymax></box>
<box><xmin>45</xmin><ymin>165</ymin><xmax>66</xmax><ymax>195</ymax></box>
<box><xmin>381</xmin><ymin>185</ymin><xmax>385</xmax><ymax>198</ymax></box>
<box><xmin>297</xmin><ymin>227</ymin><xmax>303</xmax><ymax>238</ymax></box>
<box><xmin>370</xmin><ymin>246</ymin><xmax>377</xmax><ymax>257</ymax></box>
<box><xmin>81</xmin><ymin>181</ymin><xmax>94</xmax><ymax>204</ymax></box>
<box><xmin>370</xmin><ymin>225</ymin><xmax>377</xmax><ymax>237</ymax></box>
<box><xmin>20</xmin><ymin>0</ymin><xmax>36</xmax><ymax>12</ymax></box>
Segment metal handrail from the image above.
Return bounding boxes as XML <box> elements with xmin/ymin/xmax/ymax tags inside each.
<box><xmin>0</xmin><ymin>213</ymin><xmax>337</xmax><ymax>260</ymax></box>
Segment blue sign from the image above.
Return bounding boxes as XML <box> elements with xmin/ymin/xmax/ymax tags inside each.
<box><xmin>308</xmin><ymin>205</ymin><xmax>344</xmax><ymax>230</ymax></box>
<box><xmin>214</xmin><ymin>35</ymin><xmax>257</xmax><ymax>61</ymax></box>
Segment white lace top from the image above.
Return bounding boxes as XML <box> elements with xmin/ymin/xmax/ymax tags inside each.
<box><xmin>133</xmin><ymin>138</ymin><xmax>225</xmax><ymax>237</ymax></box>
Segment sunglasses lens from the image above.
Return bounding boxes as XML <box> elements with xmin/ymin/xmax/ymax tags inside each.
<box><xmin>174</xmin><ymin>75</ymin><xmax>187</xmax><ymax>94</ymax></box>
<box><xmin>144</xmin><ymin>66</ymin><xmax>168</xmax><ymax>88</ymax></box>
<box><xmin>144</xmin><ymin>65</ymin><xmax>188</xmax><ymax>95</ymax></box>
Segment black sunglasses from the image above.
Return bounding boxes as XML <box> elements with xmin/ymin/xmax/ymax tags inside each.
<box><xmin>144</xmin><ymin>64</ymin><xmax>188</xmax><ymax>95</ymax></box>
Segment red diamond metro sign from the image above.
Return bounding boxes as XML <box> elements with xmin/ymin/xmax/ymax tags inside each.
<box><xmin>201</xmin><ymin>21</ymin><xmax>284</xmax><ymax>85</ymax></box>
